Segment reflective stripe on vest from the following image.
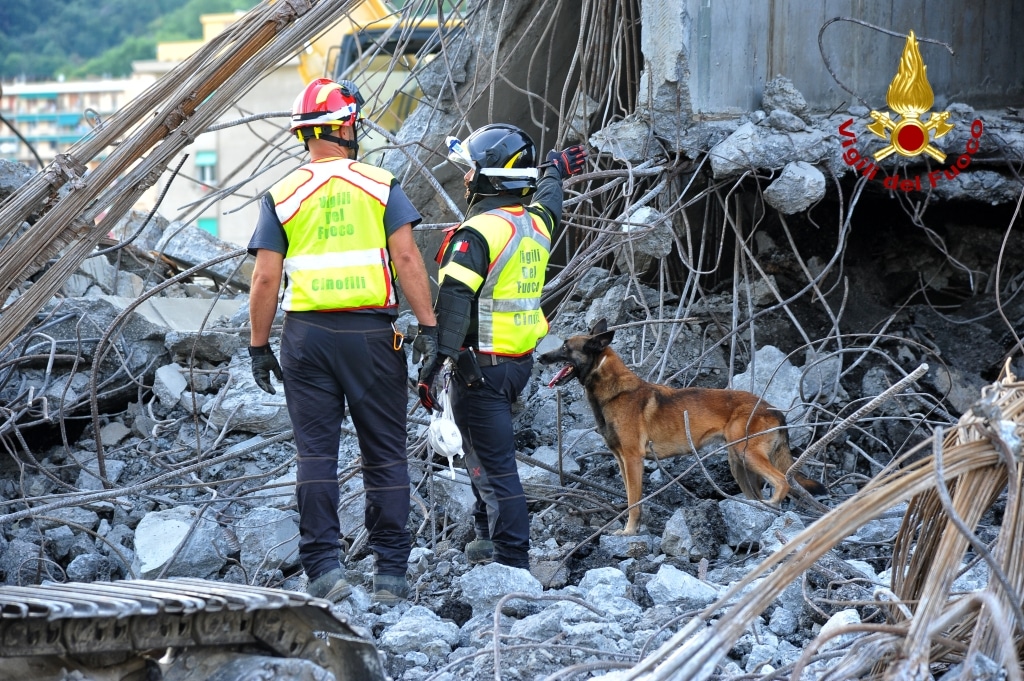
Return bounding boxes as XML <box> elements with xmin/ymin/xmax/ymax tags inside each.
<box><xmin>273</xmin><ymin>158</ymin><xmax>396</xmax><ymax>312</ymax></box>
<box><xmin>443</xmin><ymin>206</ymin><xmax>551</xmax><ymax>355</ymax></box>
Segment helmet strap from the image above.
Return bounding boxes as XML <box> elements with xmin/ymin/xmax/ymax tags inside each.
<box><xmin>320</xmin><ymin>132</ymin><xmax>359</xmax><ymax>155</ymax></box>
<box><xmin>296</xmin><ymin>126</ymin><xmax>359</xmax><ymax>156</ymax></box>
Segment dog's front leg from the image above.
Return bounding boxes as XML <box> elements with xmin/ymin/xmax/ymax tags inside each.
<box><xmin>613</xmin><ymin>447</ymin><xmax>645</xmax><ymax>535</ymax></box>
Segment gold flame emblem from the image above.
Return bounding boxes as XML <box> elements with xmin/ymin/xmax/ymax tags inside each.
<box><xmin>867</xmin><ymin>30</ymin><xmax>954</xmax><ymax>161</ymax></box>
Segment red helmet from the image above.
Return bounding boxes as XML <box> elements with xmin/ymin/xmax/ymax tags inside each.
<box><xmin>289</xmin><ymin>78</ymin><xmax>359</xmax><ymax>133</ymax></box>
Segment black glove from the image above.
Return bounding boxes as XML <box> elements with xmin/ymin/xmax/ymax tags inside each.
<box><xmin>417</xmin><ymin>364</ymin><xmax>441</xmax><ymax>413</ymax></box>
<box><xmin>249</xmin><ymin>344</ymin><xmax>283</xmax><ymax>395</ymax></box>
<box><xmin>412</xmin><ymin>325</ymin><xmax>439</xmax><ymax>369</ymax></box>
<box><xmin>546</xmin><ymin>145</ymin><xmax>587</xmax><ymax>179</ymax></box>
<box><xmin>412</xmin><ymin>325</ymin><xmax>441</xmax><ymax>412</ymax></box>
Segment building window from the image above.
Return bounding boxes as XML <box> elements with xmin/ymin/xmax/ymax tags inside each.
<box><xmin>195</xmin><ymin>150</ymin><xmax>217</xmax><ymax>185</ymax></box>
<box><xmin>198</xmin><ymin>217</ymin><xmax>218</xmax><ymax>236</ymax></box>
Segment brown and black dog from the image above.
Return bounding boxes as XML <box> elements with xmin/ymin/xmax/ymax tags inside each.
<box><xmin>538</xmin><ymin>319</ymin><xmax>826</xmax><ymax>535</ymax></box>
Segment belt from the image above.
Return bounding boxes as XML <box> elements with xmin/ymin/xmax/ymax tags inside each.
<box><xmin>475</xmin><ymin>352</ymin><xmax>532</xmax><ymax>366</ymax></box>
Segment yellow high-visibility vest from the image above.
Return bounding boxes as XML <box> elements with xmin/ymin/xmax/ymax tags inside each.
<box><xmin>439</xmin><ymin>205</ymin><xmax>551</xmax><ymax>355</ymax></box>
<box><xmin>272</xmin><ymin>158</ymin><xmax>396</xmax><ymax>312</ymax></box>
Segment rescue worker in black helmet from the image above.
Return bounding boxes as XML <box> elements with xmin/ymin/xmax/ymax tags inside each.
<box><xmin>414</xmin><ymin>123</ymin><xmax>586</xmax><ymax>569</ymax></box>
<box><xmin>246</xmin><ymin>78</ymin><xmax>438</xmax><ymax>605</ymax></box>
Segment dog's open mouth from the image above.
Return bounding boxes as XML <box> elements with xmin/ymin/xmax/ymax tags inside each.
<box><xmin>546</xmin><ymin>364</ymin><xmax>576</xmax><ymax>388</ymax></box>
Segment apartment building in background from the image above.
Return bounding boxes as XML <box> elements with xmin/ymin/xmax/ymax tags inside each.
<box><xmin>0</xmin><ymin>12</ymin><xmax>303</xmax><ymax>246</ymax></box>
<box><xmin>0</xmin><ymin>78</ymin><xmax>149</xmax><ymax>168</ymax></box>
<box><xmin>1</xmin><ymin>3</ymin><xmax>444</xmax><ymax>246</ymax></box>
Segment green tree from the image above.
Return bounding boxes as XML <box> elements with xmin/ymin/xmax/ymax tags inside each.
<box><xmin>66</xmin><ymin>37</ymin><xmax>158</xmax><ymax>80</ymax></box>
<box><xmin>0</xmin><ymin>0</ymin><xmax>259</xmax><ymax>81</ymax></box>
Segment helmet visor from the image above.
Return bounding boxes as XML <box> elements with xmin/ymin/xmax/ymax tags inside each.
<box><xmin>445</xmin><ymin>136</ymin><xmax>475</xmax><ymax>169</ymax></box>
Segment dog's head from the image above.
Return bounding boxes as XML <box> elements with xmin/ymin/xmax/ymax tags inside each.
<box><xmin>538</xmin><ymin>318</ymin><xmax>615</xmax><ymax>388</ymax></box>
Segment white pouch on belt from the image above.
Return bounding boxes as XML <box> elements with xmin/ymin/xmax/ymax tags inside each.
<box><xmin>427</xmin><ymin>361</ymin><xmax>464</xmax><ymax>478</ymax></box>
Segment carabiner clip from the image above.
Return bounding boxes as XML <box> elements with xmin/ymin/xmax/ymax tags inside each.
<box><xmin>392</xmin><ymin>323</ymin><xmax>404</xmax><ymax>351</ymax></box>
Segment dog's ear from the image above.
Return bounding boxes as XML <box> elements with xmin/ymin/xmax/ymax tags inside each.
<box><xmin>589</xmin><ymin>318</ymin><xmax>608</xmax><ymax>335</ymax></box>
<box><xmin>585</xmin><ymin>326</ymin><xmax>614</xmax><ymax>352</ymax></box>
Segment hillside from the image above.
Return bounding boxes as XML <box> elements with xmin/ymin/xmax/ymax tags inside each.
<box><xmin>0</xmin><ymin>0</ymin><xmax>260</xmax><ymax>82</ymax></box>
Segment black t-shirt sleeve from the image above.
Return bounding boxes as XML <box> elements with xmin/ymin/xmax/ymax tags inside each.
<box><xmin>247</xmin><ymin>193</ymin><xmax>288</xmax><ymax>255</ymax></box>
<box><xmin>383</xmin><ymin>181</ymin><xmax>422</xmax><ymax>235</ymax></box>
<box><xmin>529</xmin><ymin>167</ymin><xmax>563</xmax><ymax>232</ymax></box>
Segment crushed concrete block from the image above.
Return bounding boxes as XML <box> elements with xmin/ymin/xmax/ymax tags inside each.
<box><xmin>164</xmin><ymin>329</ymin><xmax>241</xmax><ymax>363</ymax></box>
<box><xmin>155</xmin><ymin>221</ymin><xmax>253</xmax><ymax>286</ymax></box>
<box><xmin>153</xmin><ymin>363</ymin><xmax>188</xmax><ymax>408</ymax></box>
<box><xmin>111</xmin><ymin>209</ymin><xmax>169</xmax><ymax>252</ymax></box>
<box><xmin>767</xmin><ymin>109</ymin><xmax>807</xmax><ymax>132</ymax></box>
<box><xmin>566</xmin><ymin>91</ymin><xmax>600</xmax><ymax>143</ymax></box>
<box><xmin>764</xmin><ymin>161</ymin><xmax>826</xmax><ymax>214</ymax></box>
<box><xmin>762</xmin><ymin>76</ymin><xmax>808</xmax><ymax>119</ymax></box>
<box><xmin>590</xmin><ymin>117</ymin><xmax>655</xmax><ymax>163</ymax></box>
<box><xmin>710</xmin><ymin>121</ymin><xmax>832</xmax><ymax>178</ymax></box>
<box><xmin>613</xmin><ymin>206</ymin><xmax>674</xmax><ymax>273</ymax></box>
<box><xmin>134</xmin><ymin>505</ymin><xmax>227</xmax><ymax>579</ymax></box>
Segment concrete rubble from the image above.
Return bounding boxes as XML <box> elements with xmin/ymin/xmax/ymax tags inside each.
<box><xmin>0</xmin><ymin>159</ymin><xmax>1018</xmax><ymax>677</ymax></box>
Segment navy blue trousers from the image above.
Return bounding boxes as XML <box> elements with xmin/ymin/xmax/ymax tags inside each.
<box><xmin>280</xmin><ymin>312</ymin><xmax>410</xmax><ymax>580</ymax></box>
<box><xmin>451</xmin><ymin>356</ymin><xmax>533</xmax><ymax>569</ymax></box>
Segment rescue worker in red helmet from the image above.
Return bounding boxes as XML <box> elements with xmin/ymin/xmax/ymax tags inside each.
<box><xmin>247</xmin><ymin>78</ymin><xmax>438</xmax><ymax>605</ymax></box>
<box><xmin>414</xmin><ymin>123</ymin><xmax>586</xmax><ymax>569</ymax></box>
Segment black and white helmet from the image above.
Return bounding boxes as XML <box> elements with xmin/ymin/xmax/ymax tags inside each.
<box><xmin>447</xmin><ymin>123</ymin><xmax>538</xmax><ymax>201</ymax></box>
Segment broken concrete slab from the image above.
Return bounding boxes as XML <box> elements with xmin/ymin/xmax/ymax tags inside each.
<box><xmin>203</xmin><ymin>355</ymin><xmax>291</xmax><ymax>434</ymax></box>
<box><xmin>153</xmin><ymin>363</ymin><xmax>188</xmax><ymax>408</ymax></box>
<box><xmin>731</xmin><ymin>345</ymin><xmax>811</xmax><ymax>447</ymax></box>
<box><xmin>164</xmin><ymin>329</ymin><xmax>241</xmax><ymax>363</ymax></box>
<box><xmin>710</xmin><ymin>121</ymin><xmax>834</xmax><ymax>178</ymax></box>
<box><xmin>155</xmin><ymin>221</ymin><xmax>252</xmax><ymax>286</ymax></box>
<box><xmin>76</xmin><ymin>255</ymin><xmax>145</xmax><ymax>298</ymax></box>
<box><xmin>134</xmin><ymin>505</ymin><xmax>228</xmax><ymax>579</ymax></box>
<box><xmin>235</xmin><ymin>506</ymin><xmax>300</xmax><ymax>574</ymax></box>
<box><xmin>99</xmin><ymin>295</ymin><xmax>244</xmax><ymax>333</ymax></box>
<box><xmin>111</xmin><ymin>209</ymin><xmax>170</xmax><ymax>253</ymax></box>
<box><xmin>589</xmin><ymin>117</ymin><xmax>657</xmax><ymax>163</ymax></box>
<box><xmin>75</xmin><ymin>458</ymin><xmax>127</xmax><ymax>492</ymax></box>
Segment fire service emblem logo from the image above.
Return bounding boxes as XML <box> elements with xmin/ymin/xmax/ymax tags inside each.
<box><xmin>838</xmin><ymin>30</ymin><xmax>983</xmax><ymax>192</ymax></box>
<box><xmin>866</xmin><ymin>30</ymin><xmax>953</xmax><ymax>162</ymax></box>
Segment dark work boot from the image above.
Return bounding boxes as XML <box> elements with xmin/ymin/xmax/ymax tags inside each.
<box><xmin>464</xmin><ymin>539</ymin><xmax>494</xmax><ymax>565</ymax></box>
<box><xmin>372</xmin><ymin>574</ymin><xmax>409</xmax><ymax>605</ymax></box>
<box><xmin>306</xmin><ymin>567</ymin><xmax>352</xmax><ymax>602</ymax></box>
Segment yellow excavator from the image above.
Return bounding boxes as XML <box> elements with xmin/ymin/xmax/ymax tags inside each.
<box><xmin>297</xmin><ymin>0</ymin><xmax>460</xmax><ymax>137</ymax></box>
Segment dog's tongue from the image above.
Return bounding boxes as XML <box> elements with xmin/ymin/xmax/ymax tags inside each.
<box><xmin>547</xmin><ymin>365</ymin><xmax>574</xmax><ymax>388</ymax></box>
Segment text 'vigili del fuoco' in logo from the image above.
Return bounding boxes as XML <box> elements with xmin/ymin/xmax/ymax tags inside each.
<box><xmin>838</xmin><ymin>30</ymin><xmax>983</xmax><ymax>192</ymax></box>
